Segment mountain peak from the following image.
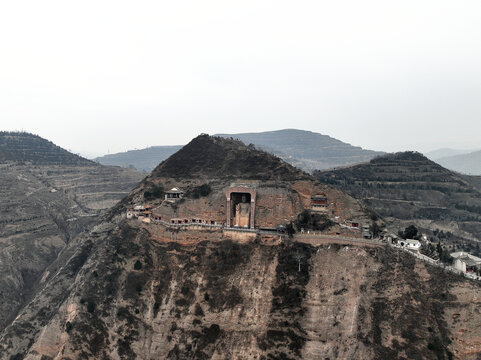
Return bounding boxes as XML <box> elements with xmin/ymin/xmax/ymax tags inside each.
<box><xmin>370</xmin><ymin>151</ymin><xmax>430</xmax><ymax>164</ymax></box>
<box><xmin>95</xmin><ymin>129</ymin><xmax>384</xmax><ymax>172</ymax></box>
<box><xmin>152</xmin><ymin>134</ymin><xmax>306</xmax><ymax>180</ymax></box>
<box><xmin>0</xmin><ymin>131</ymin><xmax>93</xmax><ymax>166</ymax></box>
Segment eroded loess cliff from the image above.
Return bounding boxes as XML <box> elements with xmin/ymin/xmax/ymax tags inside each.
<box><xmin>0</xmin><ymin>163</ymin><xmax>142</xmax><ymax>331</ymax></box>
<box><xmin>1</xmin><ymin>219</ymin><xmax>480</xmax><ymax>360</ymax></box>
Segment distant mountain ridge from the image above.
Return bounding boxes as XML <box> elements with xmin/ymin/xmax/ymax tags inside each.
<box><xmin>95</xmin><ymin>129</ymin><xmax>384</xmax><ymax>172</ymax></box>
<box><xmin>436</xmin><ymin>150</ymin><xmax>481</xmax><ymax>175</ymax></box>
<box><xmin>424</xmin><ymin>148</ymin><xmax>474</xmax><ymax>161</ymax></box>
<box><xmin>95</xmin><ymin>145</ymin><xmax>182</xmax><ymax>171</ymax></box>
<box><xmin>0</xmin><ymin>131</ymin><xmax>93</xmax><ymax>165</ymax></box>
<box><xmin>216</xmin><ymin>129</ymin><xmax>384</xmax><ymax>171</ymax></box>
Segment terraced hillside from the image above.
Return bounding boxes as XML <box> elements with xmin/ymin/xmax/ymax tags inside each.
<box><xmin>0</xmin><ymin>131</ymin><xmax>92</xmax><ymax>165</ymax></box>
<box><xmin>316</xmin><ymin>152</ymin><xmax>481</xmax><ymax>254</ymax></box>
<box><xmin>462</xmin><ymin>174</ymin><xmax>481</xmax><ymax>193</ymax></box>
<box><xmin>0</xmin><ymin>133</ymin><xmax>143</xmax><ymax>331</ymax></box>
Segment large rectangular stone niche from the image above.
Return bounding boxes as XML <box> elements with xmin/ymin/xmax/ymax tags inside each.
<box><xmin>226</xmin><ymin>186</ymin><xmax>256</xmax><ymax>228</ymax></box>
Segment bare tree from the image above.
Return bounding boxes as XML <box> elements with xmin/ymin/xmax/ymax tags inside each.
<box><xmin>294</xmin><ymin>251</ymin><xmax>304</xmax><ymax>272</ymax></box>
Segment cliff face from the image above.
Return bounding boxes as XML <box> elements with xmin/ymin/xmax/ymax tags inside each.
<box><xmin>1</xmin><ymin>219</ymin><xmax>480</xmax><ymax>360</ymax></box>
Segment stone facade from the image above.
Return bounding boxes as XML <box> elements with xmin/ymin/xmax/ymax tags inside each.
<box><xmin>135</xmin><ymin>178</ymin><xmax>368</xmax><ymax>234</ymax></box>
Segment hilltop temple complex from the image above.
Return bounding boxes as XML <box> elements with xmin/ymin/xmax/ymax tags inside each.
<box><xmin>123</xmin><ymin>135</ymin><xmax>372</xmax><ymax>243</ymax></box>
<box><xmin>126</xmin><ymin>179</ymin><xmax>370</xmax><ymax>244</ymax></box>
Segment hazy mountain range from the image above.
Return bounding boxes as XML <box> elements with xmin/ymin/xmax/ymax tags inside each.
<box><xmin>95</xmin><ymin>129</ymin><xmax>481</xmax><ymax>175</ymax></box>
<box><xmin>424</xmin><ymin>148</ymin><xmax>475</xmax><ymax>160</ymax></box>
<box><xmin>435</xmin><ymin>150</ymin><xmax>481</xmax><ymax>175</ymax></box>
<box><xmin>423</xmin><ymin>147</ymin><xmax>481</xmax><ymax>175</ymax></box>
<box><xmin>215</xmin><ymin>129</ymin><xmax>384</xmax><ymax>171</ymax></box>
<box><xmin>94</xmin><ymin>145</ymin><xmax>182</xmax><ymax>172</ymax></box>
<box><xmin>95</xmin><ymin>129</ymin><xmax>384</xmax><ymax>172</ymax></box>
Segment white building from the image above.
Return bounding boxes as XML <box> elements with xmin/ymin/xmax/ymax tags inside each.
<box><xmin>164</xmin><ymin>188</ymin><xmax>184</xmax><ymax>202</ymax></box>
<box><xmin>399</xmin><ymin>239</ymin><xmax>421</xmax><ymax>250</ymax></box>
<box><xmin>450</xmin><ymin>252</ymin><xmax>481</xmax><ymax>274</ymax></box>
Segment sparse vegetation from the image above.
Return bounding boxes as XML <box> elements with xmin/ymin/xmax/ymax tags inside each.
<box><xmin>398</xmin><ymin>225</ymin><xmax>420</xmax><ymax>240</ymax></box>
<box><xmin>194</xmin><ymin>303</ymin><xmax>204</xmax><ymax>317</ymax></box>
<box><xmin>294</xmin><ymin>210</ymin><xmax>333</xmax><ymax>232</ymax></box>
<box><xmin>152</xmin><ymin>134</ymin><xmax>309</xmax><ymax>181</ymax></box>
<box><xmin>86</xmin><ymin>301</ymin><xmax>96</xmax><ymax>313</ymax></box>
<box><xmin>188</xmin><ymin>183</ymin><xmax>212</xmax><ymax>198</ymax></box>
<box><xmin>65</xmin><ymin>321</ymin><xmax>72</xmax><ymax>332</ymax></box>
<box><xmin>143</xmin><ymin>184</ymin><xmax>164</xmax><ymax>200</ymax></box>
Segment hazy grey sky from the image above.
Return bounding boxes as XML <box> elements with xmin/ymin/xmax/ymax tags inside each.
<box><xmin>1</xmin><ymin>1</ymin><xmax>480</xmax><ymax>157</ymax></box>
